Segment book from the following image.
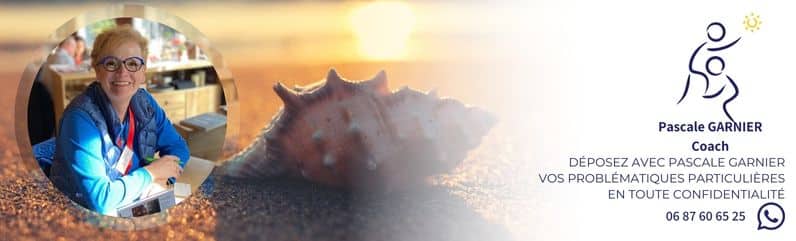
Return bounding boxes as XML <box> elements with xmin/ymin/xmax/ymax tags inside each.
<box><xmin>115</xmin><ymin>156</ymin><xmax>215</xmax><ymax>217</ymax></box>
<box><xmin>116</xmin><ymin>189</ymin><xmax>176</xmax><ymax>218</ymax></box>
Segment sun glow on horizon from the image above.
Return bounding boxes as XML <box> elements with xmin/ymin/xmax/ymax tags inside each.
<box><xmin>350</xmin><ymin>1</ymin><xmax>416</xmax><ymax>61</ymax></box>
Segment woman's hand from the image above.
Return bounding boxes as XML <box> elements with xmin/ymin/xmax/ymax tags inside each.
<box><xmin>143</xmin><ymin>155</ymin><xmax>182</xmax><ymax>184</ymax></box>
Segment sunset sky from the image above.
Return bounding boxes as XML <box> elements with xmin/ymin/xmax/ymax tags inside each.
<box><xmin>0</xmin><ymin>1</ymin><xmax>538</xmax><ymax>145</ymax></box>
<box><xmin>0</xmin><ymin>1</ymin><xmax>532</xmax><ymax>68</ymax></box>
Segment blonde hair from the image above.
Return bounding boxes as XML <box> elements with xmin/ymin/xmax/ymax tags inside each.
<box><xmin>90</xmin><ymin>25</ymin><xmax>149</xmax><ymax>67</ymax></box>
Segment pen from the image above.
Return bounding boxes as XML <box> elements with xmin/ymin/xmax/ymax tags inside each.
<box><xmin>145</xmin><ymin>156</ymin><xmax>182</xmax><ymax>165</ymax></box>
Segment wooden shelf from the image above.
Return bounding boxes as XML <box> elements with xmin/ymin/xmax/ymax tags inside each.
<box><xmin>47</xmin><ymin>59</ymin><xmax>226</xmax><ymax>132</ymax></box>
<box><xmin>150</xmin><ymin>85</ymin><xmax>222</xmax><ymax>123</ymax></box>
<box><xmin>53</xmin><ymin>59</ymin><xmax>214</xmax><ymax>82</ymax></box>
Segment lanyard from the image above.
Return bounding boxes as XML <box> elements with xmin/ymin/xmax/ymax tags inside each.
<box><xmin>119</xmin><ymin>107</ymin><xmax>135</xmax><ymax>174</ymax></box>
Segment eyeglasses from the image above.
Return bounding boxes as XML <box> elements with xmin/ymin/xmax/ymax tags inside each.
<box><xmin>96</xmin><ymin>56</ymin><xmax>146</xmax><ymax>72</ymax></box>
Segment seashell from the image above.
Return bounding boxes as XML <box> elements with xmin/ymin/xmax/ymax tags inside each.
<box><xmin>223</xmin><ymin>69</ymin><xmax>496</xmax><ymax>190</ymax></box>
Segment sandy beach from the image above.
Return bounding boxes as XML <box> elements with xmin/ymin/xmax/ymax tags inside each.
<box><xmin>0</xmin><ymin>2</ymin><xmax>537</xmax><ymax>240</ymax></box>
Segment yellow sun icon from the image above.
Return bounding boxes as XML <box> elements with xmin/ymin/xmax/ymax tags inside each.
<box><xmin>744</xmin><ymin>13</ymin><xmax>761</xmax><ymax>32</ymax></box>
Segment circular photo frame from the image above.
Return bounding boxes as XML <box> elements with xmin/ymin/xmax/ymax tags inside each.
<box><xmin>14</xmin><ymin>4</ymin><xmax>239</xmax><ymax>230</ymax></box>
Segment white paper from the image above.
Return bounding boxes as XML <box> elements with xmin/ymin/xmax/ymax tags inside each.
<box><xmin>174</xmin><ymin>182</ymin><xmax>191</xmax><ymax>198</ymax></box>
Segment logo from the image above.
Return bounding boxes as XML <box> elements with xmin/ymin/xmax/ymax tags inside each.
<box><xmin>677</xmin><ymin>14</ymin><xmax>761</xmax><ymax>121</ymax></box>
<box><xmin>757</xmin><ymin>202</ymin><xmax>785</xmax><ymax>230</ymax></box>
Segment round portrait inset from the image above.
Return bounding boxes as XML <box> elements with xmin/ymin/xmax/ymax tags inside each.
<box><xmin>23</xmin><ymin>16</ymin><xmax>234</xmax><ymax>219</ymax></box>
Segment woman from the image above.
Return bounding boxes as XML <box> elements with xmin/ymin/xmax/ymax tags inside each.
<box><xmin>72</xmin><ymin>35</ymin><xmax>90</xmax><ymax>66</ymax></box>
<box><xmin>50</xmin><ymin>26</ymin><xmax>189</xmax><ymax>216</ymax></box>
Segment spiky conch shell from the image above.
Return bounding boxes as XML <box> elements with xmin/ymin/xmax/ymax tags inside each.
<box><xmin>222</xmin><ymin>69</ymin><xmax>496</xmax><ymax>191</ymax></box>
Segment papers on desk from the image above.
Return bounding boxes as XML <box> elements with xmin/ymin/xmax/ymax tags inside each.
<box><xmin>174</xmin><ymin>156</ymin><xmax>215</xmax><ymax>197</ymax></box>
<box><xmin>173</xmin><ymin>183</ymin><xmax>191</xmax><ymax>203</ymax></box>
<box><xmin>117</xmin><ymin>189</ymin><xmax>175</xmax><ymax>218</ymax></box>
<box><xmin>174</xmin><ymin>182</ymin><xmax>191</xmax><ymax>196</ymax></box>
<box><xmin>116</xmin><ymin>156</ymin><xmax>215</xmax><ymax>217</ymax></box>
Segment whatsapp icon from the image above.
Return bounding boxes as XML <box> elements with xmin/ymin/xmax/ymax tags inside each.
<box><xmin>757</xmin><ymin>202</ymin><xmax>785</xmax><ymax>230</ymax></box>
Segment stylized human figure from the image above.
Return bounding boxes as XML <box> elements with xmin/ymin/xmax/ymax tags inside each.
<box><xmin>678</xmin><ymin>22</ymin><xmax>741</xmax><ymax>121</ymax></box>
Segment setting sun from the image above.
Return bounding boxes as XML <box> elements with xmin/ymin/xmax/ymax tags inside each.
<box><xmin>350</xmin><ymin>1</ymin><xmax>415</xmax><ymax>61</ymax></box>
